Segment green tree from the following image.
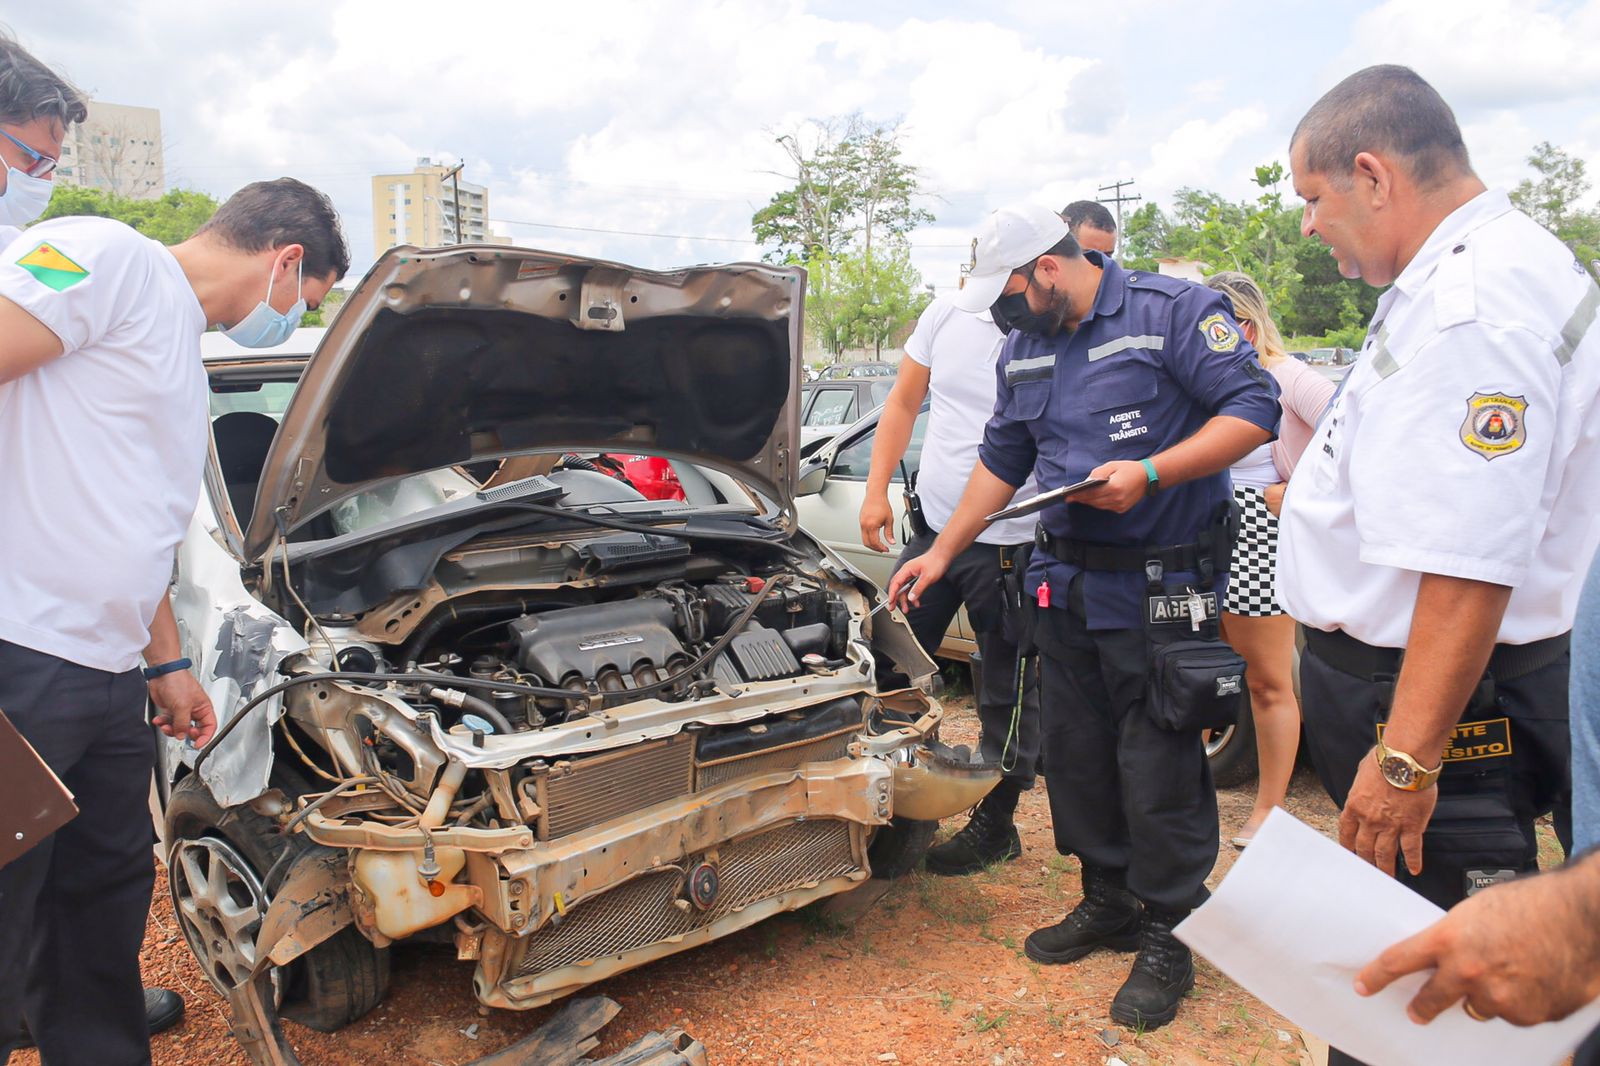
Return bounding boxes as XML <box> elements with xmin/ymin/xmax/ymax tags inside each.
<box><xmin>1118</xmin><ymin>202</ymin><xmax>1171</xmax><ymax>274</ymax></box>
<box><xmin>1512</xmin><ymin>141</ymin><xmax>1600</xmax><ymax>273</ymax></box>
<box><xmin>300</xmin><ymin>287</ymin><xmax>348</xmax><ymax>328</ymax></box>
<box><xmin>834</xmin><ymin>243</ymin><xmax>931</xmax><ymax>356</ymax></box>
<box><xmin>1119</xmin><ymin>163</ymin><xmax>1380</xmax><ymax>343</ymax></box>
<box><xmin>36</xmin><ymin>185</ymin><xmax>218</xmax><ymax>244</ymax></box>
<box><xmin>752</xmin><ymin>114</ymin><xmax>933</xmax><ymax>356</ymax></box>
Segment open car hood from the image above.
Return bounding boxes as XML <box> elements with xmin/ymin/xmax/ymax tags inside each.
<box><xmin>243</xmin><ymin>245</ymin><xmax>805</xmax><ymax>559</ymax></box>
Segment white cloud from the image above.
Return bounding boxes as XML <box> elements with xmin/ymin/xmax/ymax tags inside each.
<box><xmin>1337</xmin><ymin>0</ymin><xmax>1600</xmax><ymax>108</ymax></box>
<box><xmin>1139</xmin><ymin>107</ymin><xmax>1273</xmax><ymax>204</ymax></box>
<box><xmin>10</xmin><ymin>0</ymin><xmax>1600</xmax><ymax>291</ymax></box>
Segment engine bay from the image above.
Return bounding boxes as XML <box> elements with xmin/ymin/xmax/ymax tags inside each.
<box><xmin>333</xmin><ymin>571</ymin><xmax>857</xmax><ymax>739</ymax></box>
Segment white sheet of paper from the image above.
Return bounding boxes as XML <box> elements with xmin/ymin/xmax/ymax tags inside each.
<box><xmin>1175</xmin><ymin>807</ymin><xmax>1600</xmax><ymax>1066</ymax></box>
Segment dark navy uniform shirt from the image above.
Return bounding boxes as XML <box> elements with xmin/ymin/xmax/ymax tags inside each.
<box><xmin>978</xmin><ymin>253</ymin><xmax>1281</xmax><ymax>629</ymax></box>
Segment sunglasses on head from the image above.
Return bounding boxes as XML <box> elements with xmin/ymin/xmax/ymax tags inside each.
<box><xmin>0</xmin><ymin>129</ymin><xmax>59</xmax><ymax>179</ymax></box>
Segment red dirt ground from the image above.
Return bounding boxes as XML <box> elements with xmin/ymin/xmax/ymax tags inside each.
<box><xmin>19</xmin><ymin>698</ymin><xmax>1348</xmax><ymax>1066</ymax></box>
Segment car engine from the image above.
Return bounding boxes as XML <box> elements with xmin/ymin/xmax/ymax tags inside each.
<box><xmin>389</xmin><ymin>573</ymin><xmax>855</xmax><ymax>734</ymax></box>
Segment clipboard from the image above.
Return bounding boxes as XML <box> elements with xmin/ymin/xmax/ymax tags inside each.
<box><xmin>0</xmin><ymin>708</ymin><xmax>77</xmax><ymax>869</ymax></box>
<box><xmin>985</xmin><ymin>477</ymin><xmax>1108</xmax><ymax>522</ymax></box>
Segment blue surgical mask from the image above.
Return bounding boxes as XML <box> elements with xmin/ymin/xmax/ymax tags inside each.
<box><xmin>0</xmin><ymin>167</ymin><xmax>54</xmax><ymax>227</ymax></box>
<box><xmin>222</xmin><ymin>259</ymin><xmax>305</xmax><ymax>349</ymax></box>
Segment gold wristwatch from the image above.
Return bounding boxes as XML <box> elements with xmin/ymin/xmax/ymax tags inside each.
<box><xmin>1374</xmin><ymin>740</ymin><xmax>1443</xmax><ymax>791</ymax></box>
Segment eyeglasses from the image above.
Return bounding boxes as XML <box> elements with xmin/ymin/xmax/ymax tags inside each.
<box><xmin>0</xmin><ymin>128</ymin><xmax>58</xmax><ymax>179</ymax></box>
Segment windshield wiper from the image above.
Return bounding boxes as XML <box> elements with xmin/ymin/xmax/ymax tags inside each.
<box><xmin>496</xmin><ymin>501</ymin><xmax>807</xmax><ymax>560</ymax></box>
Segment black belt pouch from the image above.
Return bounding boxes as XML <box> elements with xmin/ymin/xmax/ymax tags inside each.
<box><xmin>1149</xmin><ymin>638</ymin><xmax>1248</xmax><ymax>732</ymax></box>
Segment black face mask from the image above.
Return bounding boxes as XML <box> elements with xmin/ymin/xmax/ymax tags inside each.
<box><xmin>991</xmin><ymin>285</ymin><xmax>1070</xmax><ymax>337</ymax></box>
<box><xmin>990</xmin><ymin>291</ymin><xmax>1029</xmax><ymax>335</ymax></box>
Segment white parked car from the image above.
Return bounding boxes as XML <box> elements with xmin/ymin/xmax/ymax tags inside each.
<box><xmin>795</xmin><ymin>402</ymin><xmax>977</xmax><ymax>662</ymax></box>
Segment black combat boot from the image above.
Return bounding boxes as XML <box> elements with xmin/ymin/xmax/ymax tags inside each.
<box><xmin>1024</xmin><ymin>865</ymin><xmax>1141</xmax><ymax>964</ymax></box>
<box><xmin>924</xmin><ymin>779</ymin><xmax>1023</xmax><ymax>876</ymax></box>
<box><xmin>14</xmin><ymin>987</ymin><xmax>185</xmax><ymax>1049</ymax></box>
<box><xmin>1110</xmin><ymin>906</ymin><xmax>1196</xmax><ymax>1030</ymax></box>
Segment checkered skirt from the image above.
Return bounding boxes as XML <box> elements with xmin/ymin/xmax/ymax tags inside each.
<box><xmin>1224</xmin><ymin>484</ymin><xmax>1283</xmax><ymax>617</ymax></box>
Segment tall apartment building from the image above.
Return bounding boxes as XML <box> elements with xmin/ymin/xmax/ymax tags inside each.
<box><xmin>371</xmin><ymin>158</ymin><xmax>498</xmax><ymax>257</ymax></box>
<box><xmin>56</xmin><ymin>100</ymin><xmax>165</xmax><ymax>200</ymax></box>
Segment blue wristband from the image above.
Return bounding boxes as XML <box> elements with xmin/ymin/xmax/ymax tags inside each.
<box><xmin>142</xmin><ymin>657</ymin><xmax>192</xmax><ymax>681</ymax></box>
<box><xmin>1141</xmin><ymin>458</ymin><xmax>1160</xmax><ymax>495</ymax></box>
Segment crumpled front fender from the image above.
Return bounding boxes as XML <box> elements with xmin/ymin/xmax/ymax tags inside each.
<box><xmin>890</xmin><ymin>740</ymin><xmax>1002</xmax><ymax>821</ymax></box>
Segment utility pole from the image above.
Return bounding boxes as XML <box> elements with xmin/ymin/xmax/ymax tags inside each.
<box><xmin>442</xmin><ymin>160</ymin><xmax>466</xmax><ymax>244</ymax></box>
<box><xmin>1097</xmin><ymin>179</ymin><xmax>1142</xmax><ymax>234</ymax></box>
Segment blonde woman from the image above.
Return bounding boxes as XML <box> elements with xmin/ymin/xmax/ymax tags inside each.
<box><xmin>1203</xmin><ymin>271</ymin><xmax>1337</xmax><ymax>846</ymax></box>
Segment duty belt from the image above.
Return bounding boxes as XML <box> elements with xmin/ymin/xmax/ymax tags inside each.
<box><xmin>1304</xmin><ymin>626</ymin><xmax>1571</xmax><ymax>683</ymax></box>
<box><xmin>1033</xmin><ymin>502</ymin><xmax>1236</xmax><ymax>581</ymax></box>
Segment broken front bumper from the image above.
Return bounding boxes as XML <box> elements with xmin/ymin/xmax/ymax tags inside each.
<box><xmin>295</xmin><ymin>696</ymin><xmax>997</xmax><ymax>1011</ymax></box>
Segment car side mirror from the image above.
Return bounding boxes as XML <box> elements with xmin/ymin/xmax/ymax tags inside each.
<box><xmin>796</xmin><ymin>459</ymin><xmax>829</xmax><ymax>497</ymax></box>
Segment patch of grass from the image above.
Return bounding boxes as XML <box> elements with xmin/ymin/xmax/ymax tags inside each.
<box><xmin>796</xmin><ymin>903</ymin><xmax>849</xmax><ymax>945</ymax></box>
<box><xmin>893</xmin><ymin>955</ymin><xmax>911</xmax><ymax>969</ymax></box>
<box><xmin>762</xmin><ymin>925</ymin><xmax>780</xmax><ymax>960</ymax></box>
<box><xmin>859</xmin><ymin>933</ymin><xmax>876</xmax><ymax>957</ymax></box>
<box><xmin>1043</xmin><ymin>1002</ymin><xmax>1064</xmax><ymax>1030</ymax></box>
<box><xmin>914</xmin><ymin>871</ymin><xmax>997</xmax><ymax>926</ymax></box>
<box><xmin>938</xmin><ymin>660</ymin><xmax>973</xmax><ymax>698</ymax></box>
<box><xmin>937</xmin><ymin>989</ymin><xmax>954</xmax><ymax>1012</ymax></box>
<box><xmin>972</xmin><ymin>1008</ymin><xmax>1009</xmax><ymax>1033</ymax></box>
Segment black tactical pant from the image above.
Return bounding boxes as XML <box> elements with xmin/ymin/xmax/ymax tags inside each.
<box><xmin>1033</xmin><ymin>575</ymin><xmax>1218</xmax><ymax>911</ymax></box>
<box><xmin>890</xmin><ymin>529</ymin><xmax>1040</xmax><ymax>787</ymax></box>
<box><xmin>0</xmin><ymin>640</ymin><xmax>156</xmax><ymax>1066</ymax></box>
<box><xmin>1299</xmin><ymin>638</ymin><xmax>1572</xmax><ymax>1066</ymax></box>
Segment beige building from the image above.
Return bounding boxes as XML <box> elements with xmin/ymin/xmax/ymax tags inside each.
<box><xmin>372</xmin><ymin>158</ymin><xmax>504</xmax><ymax>257</ymax></box>
<box><xmin>57</xmin><ymin>100</ymin><xmax>165</xmax><ymax>200</ymax></box>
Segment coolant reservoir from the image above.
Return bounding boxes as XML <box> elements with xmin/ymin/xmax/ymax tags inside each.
<box><xmin>352</xmin><ymin>846</ymin><xmax>477</xmax><ymax>939</ymax></box>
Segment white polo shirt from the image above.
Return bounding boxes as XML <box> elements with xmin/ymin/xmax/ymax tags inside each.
<box><xmin>904</xmin><ymin>297</ymin><xmax>1038</xmax><ymax>545</ymax></box>
<box><xmin>1277</xmin><ymin>190</ymin><xmax>1600</xmax><ymax>647</ymax></box>
<box><xmin>0</xmin><ymin>216</ymin><xmax>209</xmax><ymax>672</ymax></box>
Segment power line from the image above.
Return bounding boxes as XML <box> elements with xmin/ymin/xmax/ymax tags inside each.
<box><xmin>492</xmin><ymin>217</ymin><xmax>759</xmax><ymax>245</ymax></box>
<box><xmin>491</xmin><ymin>216</ymin><xmax>973</xmax><ymax>251</ymax></box>
<box><xmin>1097</xmin><ymin>179</ymin><xmax>1142</xmax><ymax>233</ymax></box>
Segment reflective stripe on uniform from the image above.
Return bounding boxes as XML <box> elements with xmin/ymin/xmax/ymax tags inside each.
<box><xmin>1005</xmin><ymin>353</ymin><xmax>1056</xmax><ymax>384</ymax></box>
<box><xmin>1556</xmin><ymin>281</ymin><xmax>1600</xmax><ymax>367</ymax></box>
<box><xmin>1086</xmin><ymin>334</ymin><xmax>1165</xmax><ymax>362</ymax></box>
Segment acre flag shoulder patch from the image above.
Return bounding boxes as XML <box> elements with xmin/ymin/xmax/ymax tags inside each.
<box><xmin>16</xmin><ymin>241</ymin><xmax>89</xmax><ymax>291</ymax></box>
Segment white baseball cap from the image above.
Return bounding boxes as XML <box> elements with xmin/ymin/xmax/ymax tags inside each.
<box><xmin>950</xmin><ymin>203</ymin><xmax>1072</xmax><ymax>313</ymax></box>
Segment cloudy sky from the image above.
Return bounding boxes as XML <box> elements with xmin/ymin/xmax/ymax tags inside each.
<box><xmin>12</xmin><ymin>0</ymin><xmax>1600</xmax><ymax>290</ymax></box>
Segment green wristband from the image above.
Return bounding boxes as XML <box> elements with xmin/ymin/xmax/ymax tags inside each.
<box><xmin>1141</xmin><ymin>458</ymin><xmax>1160</xmax><ymax>495</ymax></box>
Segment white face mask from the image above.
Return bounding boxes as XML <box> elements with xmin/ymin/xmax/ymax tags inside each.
<box><xmin>0</xmin><ymin>166</ymin><xmax>53</xmax><ymax>227</ymax></box>
<box><xmin>221</xmin><ymin>259</ymin><xmax>306</xmax><ymax>349</ymax></box>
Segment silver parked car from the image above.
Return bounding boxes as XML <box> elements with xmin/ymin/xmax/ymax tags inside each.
<box><xmin>158</xmin><ymin>245</ymin><xmax>996</xmax><ymax>1060</ymax></box>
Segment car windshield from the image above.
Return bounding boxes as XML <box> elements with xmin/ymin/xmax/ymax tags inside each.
<box><xmin>208</xmin><ymin>373</ymin><xmax>767</xmax><ymax>540</ymax></box>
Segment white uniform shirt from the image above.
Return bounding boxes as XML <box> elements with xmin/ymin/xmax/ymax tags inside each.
<box><xmin>904</xmin><ymin>297</ymin><xmax>1039</xmax><ymax>545</ymax></box>
<box><xmin>0</xmin><ymin>216</ymin><xmax>209</xmax><ymax>672</ymax></box>
<box><xmin>1278</xmin><ymin>190</ymin><xmax>1600</xmax><ymax>647</ymax></box>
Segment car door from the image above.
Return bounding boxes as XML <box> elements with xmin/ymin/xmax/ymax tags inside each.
<box><xmin>795</xmin><ymin>405</ymin><xmax>973</xmax><ymax>659</ymax></box>
<box><xmin>802</xmin><ymin>413</ymin><xmax>909</xmax><ymax>590</ymax></box>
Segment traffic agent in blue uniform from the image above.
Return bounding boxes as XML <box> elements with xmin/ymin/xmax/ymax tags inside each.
<box><xmin>889</xmin><ymin>202</ymin><xmax>1279</xmax><ymax>1032</ymax></box>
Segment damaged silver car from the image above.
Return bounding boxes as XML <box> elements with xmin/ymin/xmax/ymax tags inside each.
<box><xmin>159</xmin><ymin>245</ymin><xmax>996</xmax><ymax>1052</ymax></box>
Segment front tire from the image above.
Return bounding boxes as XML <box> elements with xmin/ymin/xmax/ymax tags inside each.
<box><xmin>164</xmin><ymin>775</ymin><xmax>389</xmax><ymax>1033</ymax></box>
<box><xmin>1205</xmin><ymin>692</ymin><xmax>1259</xmax><ymax>789</ymax></box>
<box><xmin>866</xmin><ymin>816</ymin><xmax>938</xmax><ymax>879</ymax></box>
